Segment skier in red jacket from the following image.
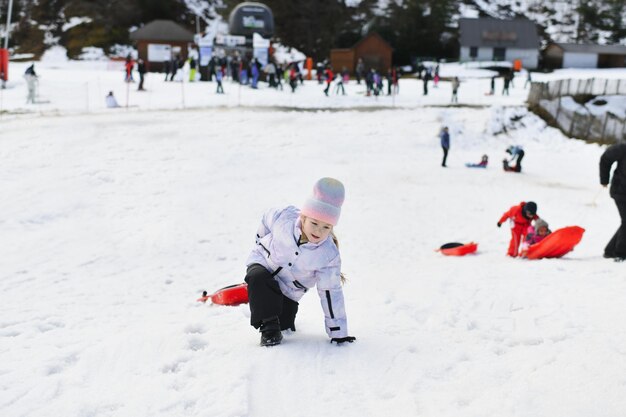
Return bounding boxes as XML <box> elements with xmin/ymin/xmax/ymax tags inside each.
<box><xmin>497</xmin><ymin>201</ymin><xmax>538</xmax><ymax>257</ymax></box>
<box><xmin>323</xmin><ymin>66</ymin><xmax>334</xmax><ymax>96</ymax></box>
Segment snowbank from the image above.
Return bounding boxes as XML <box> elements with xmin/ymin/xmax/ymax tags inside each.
<box><xmin>1</xmin><ymin>99</ymin><xmax>625</xmax><ymax>417</ymax></box>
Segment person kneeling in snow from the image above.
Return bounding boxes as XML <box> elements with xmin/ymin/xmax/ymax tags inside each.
<box><xmin>245</xmin><ymin>178</ymin><xmax>356</xmax><ymax>347</ymax></box>
<box><xmin>498</xmin><ymin>201</ymin><xmax>539</xmax><ymax>257</ymax></box>
<box><xmin>520</xmin><ymin>218</ymin><xmax>552</xmax><ymax>257</ymax></box>
<box><xmin>503</xmin><ymin>145</ymin><xmax>524</xmax><ymax>172</ymax></box>
<box><xmin>105</xmin><ymin>91</ymin><xmax>120</xmax><ymax>108</ymax></box>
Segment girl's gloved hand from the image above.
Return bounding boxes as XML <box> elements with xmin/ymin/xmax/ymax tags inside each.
<box><xmin>330</xmin><ymin>336</ymin><xmax>356</xmax><ymax>345</ymax></box>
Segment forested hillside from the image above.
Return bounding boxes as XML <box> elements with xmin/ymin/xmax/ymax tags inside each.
<box><xmin>1</xmin><ymin>0</ymin><xmax>624</xmax><ymax>62</ymax></box>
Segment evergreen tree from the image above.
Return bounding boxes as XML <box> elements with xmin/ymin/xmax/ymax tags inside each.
<box><xmin>604</xmin><ymin>0</ymin><xmax>625</xmax><ymax>43</ymax></box>
<box><xmin>373</xmin><ymin>0</ymin><xmax>459</xmax><ymax>65</ymax></box>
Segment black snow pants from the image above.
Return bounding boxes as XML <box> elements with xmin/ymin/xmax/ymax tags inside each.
<box><xmin>245</xmin><ymin>263</ymin><xmax>299</xmax><ymax>331</ymax></box>
<box><xmin>605</xmin><ymin>196</ymin><xmax>626</xmax><ymax>258</ymax></box>
<box><xmin>442</xmin><ymin>146</ymin><xmax>449</xmax><ymax>167</ymax></box>
<box><xmin>515</xmin><ymin>150</ymin><xmax>525</xmax><ymax>172</ymax></box>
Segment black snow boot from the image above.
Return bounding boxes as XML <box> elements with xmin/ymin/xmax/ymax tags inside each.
<box><xmin>259</xmin><ymin>316</ymin><xmax>283</xmax><ymax>347</ymax></box>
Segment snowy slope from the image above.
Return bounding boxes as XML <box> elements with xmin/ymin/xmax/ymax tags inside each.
<box><xmin>3</xmin><ymin>56</ymin><xmax>624</xmax><ymax>119</ymax></box>
<box><xmin>2</xmin><ymin>73</ymin><xmax>626</xmax><ymax>417</ymax></box>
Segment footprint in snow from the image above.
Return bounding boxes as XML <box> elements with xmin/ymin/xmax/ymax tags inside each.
<box><xmin>184</xmin><ymin>323</ymin><xmax>206</xmax><ymax>334</ymax></box>
<box><xmin>187</xmin><ymin>337</ymin><xmax>208</xmax><ymax>351</ymax></box>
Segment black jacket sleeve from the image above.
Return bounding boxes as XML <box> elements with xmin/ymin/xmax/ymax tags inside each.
<box><xmin>600</xmin><ymin>144</ymin><xmax>626</xmax><ymax>196</ymax></box>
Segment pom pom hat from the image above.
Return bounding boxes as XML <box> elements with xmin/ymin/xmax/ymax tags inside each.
<box><xmin>301</xmin><ymin>178</ymin><xmax>345</xmax><ymax>226</ymax></box>
<box><xmin>535</xmin><ymin>218</ymin><xmax>549</xmax><ymax>230</ymax></box>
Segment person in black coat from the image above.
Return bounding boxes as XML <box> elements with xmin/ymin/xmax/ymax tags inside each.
<box><xmin>163</xmin><ymin>60</ymin><xmax>170</xmax><ymax>81</ymax></box>
<box><xmin>137</xmin><ymin>59</ymin><xmax>146</xmax><ymax>91</ymax></box>
<box><xmin>600</xmin><ymin>143</ymin><xmax>626</xmax><ymax>261</ymax></box>
<box><xmin>169</xmin><ymin>56</ymin><xmax>180</xmax><ymax>82</ymax></box>
<box><xmin>423</xmin><ymin>69</ymin><xmax>431</xmax><ymax>95</ymax></box>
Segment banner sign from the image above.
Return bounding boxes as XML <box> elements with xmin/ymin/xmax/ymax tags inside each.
<box><xmin>147</xmin><ymin>44</ymin><xmax>171</xmax><ymax>62</ymax></box>
<box><xmin>253</xmin><ymin>47</ymin><xmax>268</xmax><ymax>67</ymax></box>
<box><xmin>199</xmin><ymin>47</ymin><xmax>212</xmax><ymax>66</ymax></box>
<box><xmin>253</xmin><ymin>33</ymin><xmax>270</xmax><ymax>48</ymax></box>
<box><xmin>228</xmin><ymin>3</ymin><xmax>274</xmax><ymax>37</ymax></box>
<box><xmin>215</xmin><ymin>34</ymin><xmax>246</xmax><ymax>46</ymax></box>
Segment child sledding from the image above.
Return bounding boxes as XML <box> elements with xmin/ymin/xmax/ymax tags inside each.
<box><xmin>524</xmin><ymin>226</ymin><xmax>585</xmax><ymax>259</ymax></box>
<box><xmin>466</xmin><ymin>154</ymin><xmax>488</xmax><ymax>168</ymax></box>
<box><xmin>520</xmin><ymin>218</ymin><xmax>551</xmax><ymax>257</ymax></box>
<box><xmin>497</xmin><ymin>201</ymin><xmax>584</xmax><ymax>259</ymax></box>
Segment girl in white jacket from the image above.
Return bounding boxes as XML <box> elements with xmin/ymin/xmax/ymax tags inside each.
<box><xmin>245</xmin><ymin>177</ymin><xmax>356</xmax><ymax>347</ymax></box>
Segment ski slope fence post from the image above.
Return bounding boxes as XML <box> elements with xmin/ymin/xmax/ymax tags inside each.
<box><xmin>601</xmin><ymin>113</ymin><xmax>609</xmax><ymax>141</ymax></box>
<box><xmin>125</xmin><ymin>80</ymin><xmax>130</xmax><ymax>109</ymax></box>
<box><xmin>555</xmin><ymin>96</ymin><xmax>561</xmax><ymax>123</ymax></box>
<box><xmin>180</xmin><ymin>78</ymin><xmax>185</xmax><ymax>109</ymax></box>
<box><xmin>96</xmin><ymin>77</ymin><xmax>101</xmax><ymax>110</ymax></box>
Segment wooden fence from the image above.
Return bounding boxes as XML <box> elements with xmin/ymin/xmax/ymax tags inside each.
<box><xmin>528</xmin><ymin>78</ymin><xmax>625</xmax><ymax>143</ymax></box>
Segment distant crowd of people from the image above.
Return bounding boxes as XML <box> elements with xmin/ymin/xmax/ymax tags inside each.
<box><xmin>20</xmin><ymin>52</ymin><xmax>531</xmax><ymax>108</ymax></box>
<box><xmin>116</xmin><ymin>51</ymin><xmax>406</xmax><ymax>98</ymax></box>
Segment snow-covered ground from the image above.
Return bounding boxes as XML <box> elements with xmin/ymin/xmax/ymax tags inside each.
<box><xmin>5</xmin><ymin>57</ymin><xmax>623</xmax><ymax>118</ymax></box>
<box><xmin>1</xmin><ymin>60</ymin><xmax>626</xmax><ymax>417</ymax></box>
<box><xmin>0</xmin><ymin>59</ymin><xmax>528</xmax><ymax>116</ymax></box>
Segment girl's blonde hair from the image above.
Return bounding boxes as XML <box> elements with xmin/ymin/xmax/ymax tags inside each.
<box><xmin>330</xmin><ymin>231</ymin><xmax>347</xmax><ymax>285</ymax></box>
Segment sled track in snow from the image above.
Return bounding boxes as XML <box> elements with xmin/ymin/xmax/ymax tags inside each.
<box><xmin>0</xmin><ymin>102</ymin><xmax>505</xmax><ymax>121</ymax></box>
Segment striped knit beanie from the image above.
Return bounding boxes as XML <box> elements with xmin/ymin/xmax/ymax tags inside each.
<box><xmin>301</xmin><ymin>178</ymin><xmax>345</xmax><ymax>226</ymax></box>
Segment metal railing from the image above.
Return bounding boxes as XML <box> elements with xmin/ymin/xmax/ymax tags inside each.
<box><xmin>528</xmin><ymin>79</ymin><xmax>626</xmax><ymax>144</ymax></box>
<box><xmin>528</xmin><ymin>78</ymin><xmax>626</xmax><ymax>103</ymax></box>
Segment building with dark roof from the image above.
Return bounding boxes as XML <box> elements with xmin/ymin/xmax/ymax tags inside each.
<box><xmin>129</xmin><ymin>20</ymin><xmax>195</xmax><ymax>72</ymax></box>
<box><xmin>458</xmin><ymin>17</ymin><xmax>540</xmax><ymax>69</ymax></box>
<box><xmin>330</xmin><ymin>32</ymin><xmax>393</xmax><ymax>75</ymax></box>
<box><xmin>544</xmin><ymin>43</ymin><xmax>626</xmax><ymax>69</ymax></box>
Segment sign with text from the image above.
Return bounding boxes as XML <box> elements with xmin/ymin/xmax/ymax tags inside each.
<box><xmin>229</xmin><ymin>2</ymin><xmax>274</xmax><ymax>37</ymax></box>
<box><xmin>147</xmin><ymin>44</ymin><xmax>171</xmax><ymax>62</ymax></box>
<box><xmin>215</xmin><ymin>34</ymin><xmax>246</xmax><ymax>46</ymax></box>
<box><xmin>481</xmin><ymin>31</ymin><xmax>517</xmax><ymax>42</ymax></box>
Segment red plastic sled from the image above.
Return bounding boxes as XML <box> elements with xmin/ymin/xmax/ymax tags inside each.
<box><xmin>197</xmin><ymin>283</ymin><xmax>249</xmax><ymax>305</ymax></box>
<box><xmin>437</xmin><ymin>242</ymin><xmax>478</xmax><ymax>256</ymax></box>
<box><xmin>525</xmin><ymin>226</ymin><xmax>585</xmax><ymax>260</ymax></box>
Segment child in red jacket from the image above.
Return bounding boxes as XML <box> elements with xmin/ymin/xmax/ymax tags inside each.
<box><xmin>497</xmin><ymin>201</ymin><xmax>538</xmax><ymax>257</ymax></box>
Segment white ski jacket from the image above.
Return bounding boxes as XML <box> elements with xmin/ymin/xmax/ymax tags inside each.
<box><xmin>247</xmin><ymin>206</ymin><xmax>348</xmax><ymax>338</ymax></box>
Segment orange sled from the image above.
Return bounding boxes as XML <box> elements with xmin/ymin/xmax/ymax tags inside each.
<box><xmin>525</xmin><ymin>226</ymin><xmax>585</xmax><ymax>260</ymax></box>
<box><xmin>197</xmin><ymin>283</ymin><xmax>249</xmax><ymax>305</ymax></box>
<box><xmin>437</xmin><ymin>242</ymin><xmax>478</xmax><ymax>256</ymax></box>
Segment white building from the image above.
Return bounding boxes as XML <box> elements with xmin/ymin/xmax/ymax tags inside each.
<box><xmin>544</xmin><ymin>43</ymin><xmax>626</xmax><ymax>69</ymax></box>
<box><xmin>458</xmin><ymin>18</ymin><xmax>540</xmax><ymax>69</ymax></box>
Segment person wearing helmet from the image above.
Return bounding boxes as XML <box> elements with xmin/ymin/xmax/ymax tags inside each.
<box><xmin>497</xmin><ymin>201</ymin><xmax>539</xmax><ymax>257</ymax></box>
